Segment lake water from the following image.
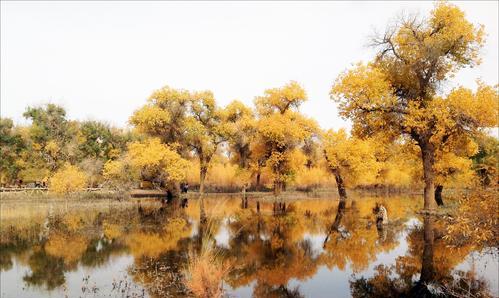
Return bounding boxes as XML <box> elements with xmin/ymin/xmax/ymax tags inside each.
<box><xmin>0</xmin><ymin>195</ymin><xmax>497</xmax><ymax>298</ymax></box>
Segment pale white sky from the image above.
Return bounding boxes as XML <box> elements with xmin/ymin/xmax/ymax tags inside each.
<box><xmin>1</xmin><ymin>1</ymin><xmax>497</xmax><ymax>130</ymax></box>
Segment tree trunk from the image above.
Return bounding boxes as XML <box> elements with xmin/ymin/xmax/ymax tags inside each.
<box><xmin>332</xmin><ymin>168</ymin><xmax>347</xmax><ymax>201</ymax></box>
<box><xmin>435</xmin><ymin>184</ymin><xmax>444</xmax><ymax>206</ymax></box>
<box><xmin>420</xmin><ymin>142</ymin><xmax>437</xmax><ymax>211</ymax></box>
<box><xmin>199</xmin><ymin>163</ymin><xmax>208</xmax><ymax>194</ymax></box>
<box><xmin>199</xmin><ymin>161</ymin><xmax>208</xmax><ymax>224</ymax></box>
<box><xmin>274</xmin><ymin>180</ymin><xmax>282</xmax><ymax>197</ymax></box>
<box><xmin>255</xmin><ymin>171</ymin><xmax>261</xmax><ymax>190</ymax></box>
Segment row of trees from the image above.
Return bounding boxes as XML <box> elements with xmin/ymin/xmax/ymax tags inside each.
<box><xmin>1</xmin><ymin>2</ymin><xmax>497</xmax><ymax>211</ymax></box>
<box><xmin>1</xmin><ymin>105</ymin><xmax>135</xmax><ymax>188</ymax></box>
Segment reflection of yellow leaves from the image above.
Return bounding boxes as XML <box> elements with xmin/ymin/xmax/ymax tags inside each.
<box><xmin>45</xmin><ymin>233</ymin><xmax>88</xmax><ymax>265</ymax></box>
<box><xmin>63</xmin><ymin>214</ymin><xmax>83</xmax><ymax>231</ymax></box>
<box><xmin>126</xmin><ymin>233</ymin><xmax>177</xmax><ymax>258</ymax></box>
<box><xmin>103</xmin><ymin>222</ymin><xmax>122</xmax><ymax>240</ymax></box>
<box><xmin>126</xmin><ymin>218</ymin><xmax>191</xmax><ymax>258</ymax></box>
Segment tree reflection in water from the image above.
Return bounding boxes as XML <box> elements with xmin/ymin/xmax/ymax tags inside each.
<box><xmin>0</xmin><ymin>197</ymin><xmax>496</xmax><ymax>297</ymax></box>
<box><xmin>350</xmin><ymin>215</ymin><xmax>492</xmax><ymax>298</ymax></box>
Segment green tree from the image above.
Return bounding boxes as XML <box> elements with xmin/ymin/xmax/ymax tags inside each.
<box><xmin>23</xmin><ymin>104</ymin><xmax>73</xmax><ymax>171</ymax></box>
<box><xmin>0</xmin><ymin>118</ymin><xmax>25</xmax><ymax>184</ymax></box>
<box><xmin>78</xmin><ymin>121</ymin><xmax>114</xmax><ymax>159</ymax></box>
<box><xmin>472</xmin><ymin>133</ymin><xmax>499</xmax><ymax>187</ymax></box>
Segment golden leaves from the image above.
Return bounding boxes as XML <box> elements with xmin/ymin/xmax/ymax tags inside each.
<box><xmin>255</xmin><ymin>81</ymin><xmax>308</xmax><ymax>116</ymax></box>
<box><xmin>129</xmin><ymin>105</ymin><xmax>171</xmax><ymax>134</ymax></box>
<box><xmin>127</xmin><ymin>138</ymin><xmax>189</xmax><ymax>183</ymax></box>
<box><xmin>49</xmin><ymin>164</ymin><xmax>88</xmax><ymax>194</ymax></box>
<box><xmin>323</xmin><ymin>129</ymin><xmax>380</xmax><ymax>187</ymax></box>
<box><xmin>444</xmin><ymin>190</ymin><xmax>499</xmax><ymax>248</ymax></box>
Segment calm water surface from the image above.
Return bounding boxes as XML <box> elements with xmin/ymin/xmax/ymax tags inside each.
<box><xmin>0</xmin><ymin>196</ymin><xmax>497</xmax><ymax>298</ymax></box>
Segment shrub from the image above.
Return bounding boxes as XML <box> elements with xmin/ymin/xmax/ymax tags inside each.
<box><xmin>49</xmin><ymin>164</ymin><xmax>88</xmax><ymax>194</ymax></box>
<box><xmin>185</xmin><ymin>246</ymin><xmax>231</xmax><ymax>298</ymax></box>
<box><xmin>444</xmin><ymin>189</ymin><xmax>498</xmax><ymax>248</ymax></box>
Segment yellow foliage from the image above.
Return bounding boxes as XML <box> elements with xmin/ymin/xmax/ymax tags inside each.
<box><xmin>323</xmin><ymin>129</ymin><xmax>380</xmax><ymax>187</ymax></box>
<box><xmin>103</xmin><ymin>159</ymin><xmax>127</xmax><ymax>180</ymax></box>
<box><xmin>255</xmin><ymin>81</ymin><xmax>308</xmax><ymax>115</ymax></box>
<box><xmin>185</xmin><ymin>159</ymin><xmax>201</xmax><ymax>185</ymax></box>
<box><xmin>49</xmin><ymin>164</ymin><xmax>88</xmax><ymax>194</ymax></box>
<box><xmin>126</xmin><ymin>218</ymin><xmax>191</xmax><ymax>258</ymax></box>
<box><xmin>445</xmin><ymin>190</ymin><xmax>498</xmax><ymax>247</ymax></box>
<box><xmin>293</xmin><ymin>166</ymin><xmax>333</xmax><ymax>190</ymax></box>
<box><xmin>45</xmin><ymin>233</ymin><xmax>88</xmax><ymax>265</ymax></box>
<box><xmin>63</xmin><ymin>214</ymin><xmax>83</xmax><ymax>232</ymax></box>
<box><xmin>127</xmin><ymin>138</ymin><xmax>188</xmax><ymax>183</ymax></box>
<box><xmin>45</xmin><ymin>140</ymin><xmax>60</xmax><ymax>158</ymax></box>
<box><xmin>330</xmin><ymin>2</ymin><xmax>495</xmax><ymax>208</ymax></box>
<box><xmin>434</xmin><ymin>152</ymin><xmax>476</xmax><ymax>187</ymax></box>
<box><xmin>254</xmin><ymin>81</ymin><xmax>318</xmax><ymax>192</ymax></box>
<box><xmin>103</xmin><ymin>221</ymin><xmax>122</xmax><ymax>240</ymax></box>
<box><xmin>376</xmin><ymin>142</ymin><xmax>421</xmax><ymax>187</ymax></box>
<box><xmin>205</xmin><ymin>162</ymin><xmax>251</xmax><ymax>190</ymax></box>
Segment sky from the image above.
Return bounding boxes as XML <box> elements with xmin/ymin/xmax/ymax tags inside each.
<box><xmin>1</xmin><ymin>1</ymin><xmax>498</xmax><ymax>130</ymax></box>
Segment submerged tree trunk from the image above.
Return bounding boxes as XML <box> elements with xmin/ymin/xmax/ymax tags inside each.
<box><xmin>435</xmin><ymin>185</ymin><xmax>444</xmax><ymax>206</ymax></box>
<box><xmin>420</xmin><ymin>142</ymin><xmax>437</xmax><ymax>211</ymax></box>
<box><xmin>332</xmin><ymin>168</ymin><xmax>348</xmax><ymax>201</ymax></box>
<box><xmin>323</xmin><ymin>199</ymin><xmax>346</xmax><ymax>247</ymax></box>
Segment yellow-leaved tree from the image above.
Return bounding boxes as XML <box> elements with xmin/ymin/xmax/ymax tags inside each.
<box><xmin>222</xmin><ymin>100</ymin><xmax>257</xmax><ymax>189</ymax></box>
<box><xmin>130</xmin><ymin>86</ymin><xmax>228</xmax><ymax>195</ymax></box>
<box><xmin>254</xmin><ymin>81</ymin><xmax>318</xmax><ymax>195</ymax></box>
<box><xmin>103</xmin><ymin>138</ymin><xmax>188</xmax><ymax>190</ymax></box>
<box><xmin>49</xmin><ymin>164</ymin><xmax>88</xmax><ymax>195</ymax></box>
<box><xmin>331</xmin><ymin>2</ymin><xmax>498</xmax><ymax>210</ymax></box>
<box><xmin>323</xmin><ymin>129</ymin><xmax>380</xmax><ymax>201</ymax></box>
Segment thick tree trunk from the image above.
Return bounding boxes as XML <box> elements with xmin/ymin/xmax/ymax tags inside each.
<box><xmin>332</xmin><ymin>168</ymin><xmax>348</xmax><ymax>201</ymax></box>
<box><xmin>420</xmin><ymin>143</ymin><xmax>437</xmax><ymax>211</ymax></box>
<box><xmin>199</xmin><ymin>164</ymin><xmax>208</xmax><ymax>194</ymax></box>
<box><xmin>435</xmin><ymin>184</ymin><xmax>444</xmax><ymax>206</ymax></box>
